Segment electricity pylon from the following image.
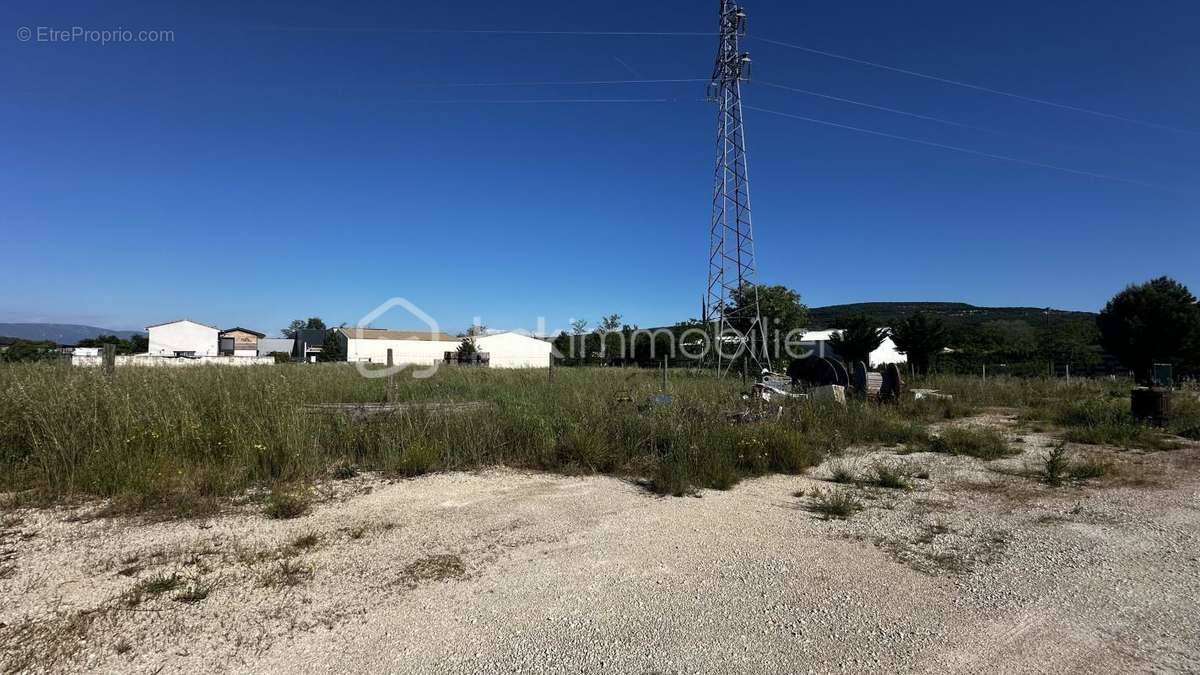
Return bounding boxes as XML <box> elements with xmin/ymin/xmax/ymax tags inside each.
<box><xmin>704</xmin><ymin>0</ymin><xmax>769</xmax><ymax>376</ymax></box>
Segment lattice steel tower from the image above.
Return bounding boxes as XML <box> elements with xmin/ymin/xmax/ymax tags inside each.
<box><xmin>704</xmin><ymin>0</ymin><xmax>769</xmax><ymax>375</ymax></box>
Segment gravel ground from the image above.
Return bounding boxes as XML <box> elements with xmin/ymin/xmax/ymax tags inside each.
<box><xmin>2</xmin><ymin>414</ymin><xmax>1199</xmax><ymax>674</ymax></box>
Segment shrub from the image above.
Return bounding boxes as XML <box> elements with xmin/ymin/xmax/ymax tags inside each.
<box><xmin>263</xmin><ymin>490</ymin><xmax>309</xmax><ymax>520</ymax></box>
<box><xmin>330</xmin><ymin>461</ymin><xmax>358</xmax><ymax>480</ymax></box>
<box><xmin>289</xmin><ymin>531</ymin><xmax>321</xmax><ymax>550</ymax></box>
<box><xmin>807</xmin><ymin>488</ymin><xmax>862</xmax><ymax>519</ymax></box>
<box><xmin>870</xmin><ymin>463</ymin><xmax>910</xmax><ymax>490</ymax></box>
<box><xmin>1043</xmin><ymin>443</ymin><xmax>1069</xmax><ymax>486</ymax></box>
<box><xmin>826</xmin><ymin>459</ymin><xmax>857</xmax><ymax>484</ymax></box>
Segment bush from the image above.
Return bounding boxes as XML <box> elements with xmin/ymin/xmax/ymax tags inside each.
<box><xmin>1044</xmin><ymin>442</ymin><xmax>1114</xmax><ymax>485</ymax></box>
<box><xmin>870</xmin><ymin>463</ymin><xmax>910</xmax><ymax>490</ymax></box>
<box><xmin>826</xmin><ymin>459</ymin><xmax>857</xmax><ymax>484</ymax></box>
<box><xmin>263</xmin><ymin>490</ymin><xmax>309</xmax><ymax>520</ymax></box>
<box><xmin>1043</xmin><ymin>443</ymin><xmax>1069</xmax><ymax>486</ymax></box>
<box><xmin>807</xmin><ymin>488</ymin><xmax>862</xmax><ymax>520</ymax></box>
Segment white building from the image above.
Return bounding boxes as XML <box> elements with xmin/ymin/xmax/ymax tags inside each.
<box><xmin>337</xmin><ymin>328</ymin><xmax>552</xmax><ymax>369</ymax></box>
<box><xmin>146</xmin><ymin>319</ymin><xmax>219</xmax><ymax>357</ymax></box>
<box><xmin>800</xmin><ymin>329</ymin><xmax>906</xmax><ymax>368</ymax></box>
<box><xmin>474</xmin><ymin>331</ymin><xmax>554</xmax><ymax>368</ymax></box>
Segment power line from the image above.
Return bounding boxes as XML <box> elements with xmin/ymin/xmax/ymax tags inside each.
<box><xmin>426</xmin><ymin>78</ymin><xmax>708</xmax><ymax>88</ymax></box>
<box><xmin>389</xmin><ymin>97</ymin><xmax>691</xmax><ymax>104</ymax></box>
<box><xmin>753</xmin><ymin>36</ymin><xmax>1200</xmax><ymax>137</ymax></box>
<box><xmin>755</xmin><ymin>79</ymin><xmax>1104</xmax><ymax>154</ymax></box>
<box><xmin>251</xmin><ymin>26</ymin><xmax>716</xmax><ymax>37</ymax></box>
<box><xmin>756</xmin><ymin>80</ymin><xmax>1020</xmax><ymax>138</ymax></box>
<box><xmin>744</xmin><ymin>104</ymin><xmax>1177</xmax><ymax>192</ymax></box>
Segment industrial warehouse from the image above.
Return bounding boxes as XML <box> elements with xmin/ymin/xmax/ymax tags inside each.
<box><xmin>71</xmin><ymin>318</ymin><xmax>553</xmax><ymax>369</ymax></box>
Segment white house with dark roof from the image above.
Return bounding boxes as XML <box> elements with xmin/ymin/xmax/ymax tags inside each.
<box><xmin>146</xmin><ymin>319</ymin><xmax>219</xmax><ymax>357</ymax></box>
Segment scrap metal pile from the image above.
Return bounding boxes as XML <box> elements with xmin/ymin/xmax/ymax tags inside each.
<box><xmin>732</xmin><ymin>357</ymin><xmax>911</xmax><ymax>422</ymax></box>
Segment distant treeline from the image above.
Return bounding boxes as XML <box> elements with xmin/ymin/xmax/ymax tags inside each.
<box><xmin>0</xmin><ymin>333</ymin><xmax>148</xmax><ymax>363</ymax></box>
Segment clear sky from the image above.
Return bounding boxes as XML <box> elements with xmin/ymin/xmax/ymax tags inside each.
<box><xmin>3</xmin><ymin>1</ymin><xmax>1198</xmax><ymax>335</ymax></box>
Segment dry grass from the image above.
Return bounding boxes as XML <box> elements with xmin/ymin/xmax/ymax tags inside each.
<box><xmin>259</xmin><ymin>559</ymin><xmax>313</xmax><ymax>588</ymax></box>
<box><xmin>921</xmin><ymin>426</ymin><xmax>1019</xmax><ymax>460</ymax></box>
<box><xmin>263</xmin><ymin>490</ymin><xmax>309</xmax><ymax>520</ymax></box>
<box><xmin>289</xmin><ymin>531</ymin><xmax>321</xmax><ymax>550</ymax></box>
<box><xmin>398</xmin><ymin>554</ymin><xmax>466</xmax><ymax>587</ymax></box>
<box><xmin>806</xmin><ymin>488</ymin><xmax>863</xmax><ymax>520</ymax></box>
<box><xmin>0</xmin><ymin>365</ymin><xmax>1185</xmax><ymax>516</ymax></box>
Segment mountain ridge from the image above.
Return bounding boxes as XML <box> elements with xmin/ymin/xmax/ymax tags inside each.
<box><xmin>0</xmin><ymin>323</ymin><xmax>146</xmax><ymax>344</ymax></box>
<box><xmin>806</xmin><ymin>302</ymin><xmax>1096</xmax><ymax>330</ymax></box>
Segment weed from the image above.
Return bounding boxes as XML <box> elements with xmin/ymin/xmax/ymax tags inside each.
<box><xmin>826</xmin><ymin>459</ymin><xmax>858</xmax><ymax>484</ymax></box>
<box><xmin>1044</xmin><ymin>443</ymin><xmax>1114</xmax><ymax>485</ymax></box>
<box><xmin>1069</xmin><ymin>454</ymin><xmax>1114</xmax><ymax>481</ymax></box>
<box><xmin>263</xmin><ymin>490</ymin><xmax>309</xmax><ymax>520</ymax></box>
<box><xmin>114</xmin><ymin>639</ymin><xmax>132</xmax><ymax>655</ymax></box>
<box><xmin>115</xmin><ymin>564</ymin><xmax>142</xmax><ymax>578</ymax></box>
<box><xmin>260</xmin><ymin>559</ymin><xmax>313</xmax><ymax>588</ymax></box>
<box><xmin>807</xmin><ymin>488</ymin><xmax>862</xmax><ymax>520</ymax></box>
<box><xmin>173</xmin><ymin>578</ymin><xmax>218</xmax><ymax>603</ymax></box>
<box><xmin>124</xmin><ymin>573</ymin><xmax>180</xmax><ymax>606</ymax></box>
<box><xmin>1</xmin><ymin>514</ymin><xmax>23</xmax><ymax>529</ymax></box>
<box><xmin>330</xmin><ymin>461</ymin><xmax>358</xmax><ymax>480</ymax></box>
<box><xmin>289</xmin><ymin>531</ymin><xmax>321</xmax><ymax>550</ymax></box>
<box><xmin>923</xmin><ymin>427</ymin><xmax>1018</xmax><ymax>460</ymax></box>
<box><xmin>398</xmin><ymin>554</ymin><xmax>466</xmax><ymax>587</ymax></box>
<box><xmin>870</xmin><ymin>463</ymin><xmax>910</xmax><ymax>490</ymax></box>
<box><xmin>347</xmin><ymin>525</ymin><xmax>367</xmax><ymax>540</ymax></box>
<box><xmin>1043</xmin><ymin>443</ymin><xmax>1069</xmax><ymax>486</ymax></box>
<box><xmin>0</xmin><ymin>609</ymin><xmax>105</xmax><ymax>672</ymax></box>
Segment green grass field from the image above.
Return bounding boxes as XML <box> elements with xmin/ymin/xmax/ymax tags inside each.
<box><xmin>0</xmin><ymin>363</ymin><xmax>1195</xmax><ymax>515</ymax></box>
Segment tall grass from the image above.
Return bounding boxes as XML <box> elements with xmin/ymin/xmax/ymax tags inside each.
<box><xmin>2</xmin><ymin>365</ymin><xmax>1190</xmax><ymax>513</ymax></box>
<box><xmin>916</xmin><ymin>374</ymin><xmax>1200</xmax><ymax>450</ymax></box>
<box><xmin>0</xmin><ymin>363</ymin><xmax>958</xmax><ymax>510</ymax></box>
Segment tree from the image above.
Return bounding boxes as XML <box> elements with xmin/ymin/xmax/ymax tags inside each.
<box><xmin>317</xmin><ymin>324</ymin><xmax>345</xmax><ymax>362</ymax></box>
<box><xmin>828</xmin><ymin>316</ymin><xmax>889</xmax><ymax>366</ymax></box>
<box><xmin>457</xmin><ymin>337</ymin><xmax>478</xmax><ymax>355</ymax></box>
<box><xmin>979</xmin><ymin>320</ymin><xmax>1038</xmax><ymax>360</ymax></box>
<box><xmin>729</xmin><ymin>284</ymin><xmax>808</xmax><ymax>360</ymax></box>
<box><xmin>890</xmin><ymin>312</ymin><xmax>949</xmax><ymax>375</ymax></box>
<box><xmin>597</xmin><ymin>314</ymin><xmax>623</xmax><ymax>363</ymax></box>
<box><xmin>1</xmin><ymin>340</ymin><xmax>58</xmax><ymax>363</ymax></box>
<box><xmin>1097</xmin><ymin>276</ymin><xmax>1200</xmax><ymax>381</ymax></box>
<box><xmin>283</xmin><ymin>317</ymin><xmax>327</xmax><ymax>339</ymax></box>
<box><xmin>1038</xmin><ymin>321</ymin><xmax>1102</xmax><ymax>370</ymax></box>
<box><xmin>465</xmin><ymin>323</ymin><xmax>488</xmax><ymax>337</ymax></box>
<box><xmin>569</xmin><ymin>319</ymin><xmax>588</xmax><ymax>336</ymax></box>
<box><xmin>77</xmin><ymin>334</ymin><xmax>149</xmax><ymax>355</ymax></box>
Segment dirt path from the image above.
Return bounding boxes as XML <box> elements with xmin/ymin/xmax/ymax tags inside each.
<box><xmin>2</xmin><ymin>419</ymin><xmax>1199</xmax><ymax>673</ymax></box>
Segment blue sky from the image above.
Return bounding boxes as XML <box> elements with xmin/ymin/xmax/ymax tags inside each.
<box><xmin>3</xmin><ymin>1</ymin><xmax>1198</xmax><ymax>336</ymax></box>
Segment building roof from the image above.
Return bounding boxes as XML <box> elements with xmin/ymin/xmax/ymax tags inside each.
<box><xmin>800</xmin><ymin>329</ymin><xmax>840</xmax><ymax>341</ymax></box>
<box><xmin>337</xmin><ymin>327</ymin><xmax>455</xmax><ymax>341</ymax></box>
<box><xmin>145</xmin><ymin>318</ymin><xmax>220</xmax><ymax>330</ymax></box>
<box><xmin>220</xmin><ymin>327</ymin><xmax>265</xmax><ymax>338</ymax></box>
